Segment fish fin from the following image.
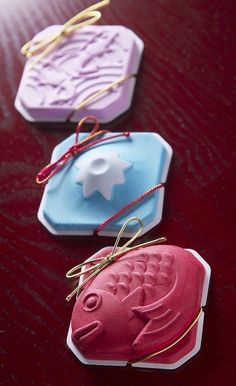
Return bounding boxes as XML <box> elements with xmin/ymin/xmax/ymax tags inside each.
<box><xmin>132</xmin><ymin>306</ymin><xmax>181</xmax><ymax>348</ymax></box>
<box><xmin>122</xmin><ymin>287</ymin><xmax>144</xmax><ymax>320</ymax></box>
<box><xmin>132</xmin><ymin>300</ymin><xmax>164</xmax><ymax>322</ymax></box>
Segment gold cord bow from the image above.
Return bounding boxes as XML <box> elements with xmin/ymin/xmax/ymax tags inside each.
<box><xmin>66</xmin><ymin>217</ymin><xmax>167</xmax><ymax>301</ymax></box>
<box><xmin>21</xmin><ymin>0</ymin><xmax>110</xmax><ymax>69</ymax></box>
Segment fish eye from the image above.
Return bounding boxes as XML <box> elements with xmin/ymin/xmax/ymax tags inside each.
<box><xmin>82</xmin><ymin>293</ymin><xmax>102</xmax><ymax>312</ymax></box>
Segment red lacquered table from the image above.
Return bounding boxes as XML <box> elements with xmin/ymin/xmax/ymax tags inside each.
<box><xmin>1</xmin><ymin>0</ymin><xmax>235</xmax><ymax>385</ymax></box>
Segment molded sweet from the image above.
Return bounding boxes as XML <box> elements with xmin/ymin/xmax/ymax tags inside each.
<box><xmin>15</xmin><ymin>25</ymin><xmax>144</xmax><ymax>123</ymax></box>
<box><xmin>75</xmin><ymin>151</ymin><xmax>132</xmax><ymax>200</ymax></box>
<box><xmin>67</xmin><ymin>245</ymin><xmax>211</xmax><ymax>369</ymax></box>
<box><xmin>38</xmin><ymin>132</ymin><xmax>172</xmax><ymax>237</ymax></box>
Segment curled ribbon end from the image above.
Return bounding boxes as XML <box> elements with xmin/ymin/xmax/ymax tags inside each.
<box><xmin>36</xmin><ymin>177</ymin><xmax>42</xmax><ymax>185</ymax></box>
<box><xmin>36</xmin><ymin>170</ymin><xmax>50</xmax><ymax>185</ymax></box>
<box><xmin>36</xmin><ymin>175</ymin><xmax>45</xmax><ymax>185</ymax></box>
<box><xmin>157</xmin><ymin>237</ymin><xmax>167</xmax><ymax>243</ymax></box>
<box><xmin>21</xmin><ymin>0</ymin><xmax>111</xmax><ymax>66</ymax></box>
<box><xmin>36</xmin><ymin>162</ymin><xmax>57</xmax><ymax>185</ymax></box>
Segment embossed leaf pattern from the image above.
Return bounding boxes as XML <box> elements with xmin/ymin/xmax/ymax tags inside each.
<box><xmin>24</xmin><ymin>29</ymin><xmax>128</xmax><ymax>108</ymax></box>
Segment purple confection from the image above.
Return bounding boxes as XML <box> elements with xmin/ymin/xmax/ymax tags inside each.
<box><xmin>15</xmin><ymin>25</ymin><xmax>144</xmax><ymax>123</ymax></box>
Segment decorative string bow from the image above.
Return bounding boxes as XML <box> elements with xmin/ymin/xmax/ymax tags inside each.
<box><xmin>36</xmin><ymin>115</ymin><xmax>130</xmax><ymax>185</ymax></box>
<box><xmin>21</xmin><ymin>0</ymin><xmax>110</xmax><ymax>69</ymax></box>
<box><xmin>66</xmin><ymin>217</ymin><xmax>167</xmax><ymax>301</ymax></box>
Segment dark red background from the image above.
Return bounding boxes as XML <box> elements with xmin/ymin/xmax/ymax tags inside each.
<box><xmin>1</xmin><ymin>0</ymin><xmax>235</xmax><ymax>385</ymax></box>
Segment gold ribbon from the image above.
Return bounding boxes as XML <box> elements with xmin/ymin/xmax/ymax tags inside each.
<box><xmin>66</xmin><ymin>217</ymin><xmax>167</xmax><ymax>301</ymax></box>
<box><xmin>21</xmin><ymin>0</ymin><xmax>110</xmax><ymax>69</ymax></box>
<box><xmin>68</xmin><ymin>73</ymin><xmax>135</xmax><ymax>121</ymax></box>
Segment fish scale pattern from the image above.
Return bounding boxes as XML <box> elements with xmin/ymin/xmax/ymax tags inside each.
<box><xmin>105</xmin><ymin>252</ymin><xmax>175</xmax><ymax>301</ymax></box>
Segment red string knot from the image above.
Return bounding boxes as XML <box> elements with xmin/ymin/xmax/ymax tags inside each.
<box><xmin>36</xmin><ymin>116</ymin><xmax>131</xmax><ymax>185</ymax></box>
<box><xmin>68</xmin><ymin>143</ymin><xmax>80</xmax><ymax>156</ymax></box>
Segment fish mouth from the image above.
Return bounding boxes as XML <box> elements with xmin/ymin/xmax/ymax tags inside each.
<box><xmin>72</xmin><ymin>320</ymin><xmax>103</xmax><ymax>348</ymax></box>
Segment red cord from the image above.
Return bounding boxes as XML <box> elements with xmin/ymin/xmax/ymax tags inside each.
<box><xmin>37</xmin><ymin>116</ymin><xmax>165</xmax><ymax>235</ymax></box>
<box><xmin>36</xmin><ymin>116</ymin><xmax>130</xmax><ymax>184</ymax></box>
<box><xmin>95</xmin><ymin>183</ymin><xmax>165</xmax><ymax>235</ymax></box>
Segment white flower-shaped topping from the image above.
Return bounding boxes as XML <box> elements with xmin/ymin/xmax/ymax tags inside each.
<box><xmin>75</xmin><ymin>151</ymin><xmax>132</xmax><ymax>200</ymax></box>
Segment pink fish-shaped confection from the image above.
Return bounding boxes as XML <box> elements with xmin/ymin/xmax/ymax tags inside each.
<box><xmin>68</xmin><ymin>245</ymin><xmax>210</xmax><ymax>369</ymax></box>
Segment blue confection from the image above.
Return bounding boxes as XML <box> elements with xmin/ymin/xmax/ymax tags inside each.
<box><xmin>38</xmin><ymin>132</ymin><xmax>172</xmax><ymax>237</ymax></box>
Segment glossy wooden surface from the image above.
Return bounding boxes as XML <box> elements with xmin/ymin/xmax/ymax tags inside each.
<box><xmin>1</xmin><ymin>0</ymin><xmax>235</xmax><ymax>385</ymax></box>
